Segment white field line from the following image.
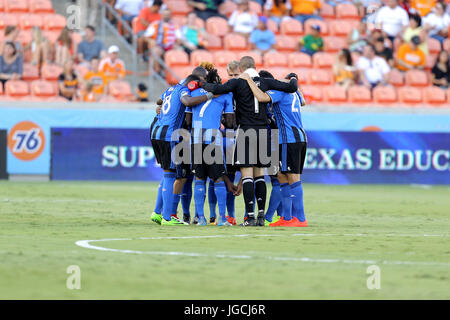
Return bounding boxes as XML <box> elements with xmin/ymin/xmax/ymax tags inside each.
<box><xmin>75</xmin><ymin>234</ymin><xmax>450</xmax><ymax>267</ymax></box>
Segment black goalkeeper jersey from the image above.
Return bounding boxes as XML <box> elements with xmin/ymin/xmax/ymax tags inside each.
<box><xmin>201</xmin><ymin>77</ymin><xmax>298</xmax><ymax>127</ymax></box>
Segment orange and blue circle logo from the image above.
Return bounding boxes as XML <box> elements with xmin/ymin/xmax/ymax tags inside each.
<box><xmin>7</xmin><ymin>121</ymin><xmax>46</xmax><ymax>161</ymax></box>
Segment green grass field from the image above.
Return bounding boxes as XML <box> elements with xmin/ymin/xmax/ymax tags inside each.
<box><xmin>0</xmin><ymin>181</ymin><xmax>449</xmax><ymax>299</ymax></box>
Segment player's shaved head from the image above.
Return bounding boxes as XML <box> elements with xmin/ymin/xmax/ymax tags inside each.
<box><xmin>239</xmin><ymin>56</ymin><xmax>255</xmax><ymax>71</ymax></box>
<box><xmin>259</xmin><ymin>70</ymin><xmax>274</xmax><ymax>79</ymax></box>
<box><xmin>192</xmin><ymin>66</ymin><xmax>207</xmax><ymax>81</ymax></box>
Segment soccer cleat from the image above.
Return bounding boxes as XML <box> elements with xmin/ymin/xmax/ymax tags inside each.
<box><xmin>257</xmin><ymin>213</ymin><xmax>265</xmax><ymax>226</ymax></box>
<box><xmin>150</xmin><ymin>212</ymin><xmax>162</xmax><ymax>225</ymax></box>
<box><xmin>288</xmin><ymin>217</ymin><xmax>308</xmax><ymax>227</ymax></box>
<box><xmin>264</xmin><ymin>219</ymin><xmax>272</xmax><ymax>227</ymax></box>
<box><xmin>272</xmin><ymin>215</ymin><xmax>281</xmax><ymax>224</ymax></box>
<box><xmin>269</xmin><ymin>217</ymin><xmax>286</xmax><ymax>227</ymax></box>
<box><xmin>183</xmin><ymin>214</ymin><xmax>191</xmax><ymax>225</ymax></box>
<box><xmin>161</xmin><ymin>216</ymin><xmax>188</xmax><ymax>226</ymax></box>
<box><xmin>193</xmin><ymin>216</ymin><xmax>199</xmax><ymax>225</ymax></box>
<box><xmin>218</xmin><ymin>217</ymin><xmax>233</xmax><ymax>226</ymax></box>
<box><xmin>240</xmin><ymin>216</ymin><xmax>256</xmax><ymax>226</ymax></box>
<box><xmin>208</xmin><ymin>216</ymin><xmax>217</xmax><ymax>225</ymax></box>
<box><xmin>226</xmin><ymin>216</ymin><xmax>237</xmax><ymax>225</ymax></box>
<box><xmin>197</xmin><ymin>216</ymin><xmax>207</xmax><ymax>226</ymax></box>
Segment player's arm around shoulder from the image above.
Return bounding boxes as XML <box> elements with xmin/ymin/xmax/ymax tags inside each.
<box><xmin>265</xmin><ymin>77</ymin><xmax>298</xmax><ymax>93</ymax></box>
<box><xmin>181</xmin><ymin>87</ymin><xmax>213</xmax><ymax>107</ymax></box>
<box><xmin>239</xmin><ymin>73</ymin><xmax>271</xmax><ymax>103</ymax></box>
<box><xmin>201</xmin><ymin>78</ymin><xmax>238</xmax><ymax>94</ymax></box>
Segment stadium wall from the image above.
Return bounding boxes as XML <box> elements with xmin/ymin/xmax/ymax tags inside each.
<box><xmin>0</xmin><ymin>130</ymin><xmax>7</xmax><ymax>180</ymax></box>
<box><xmin>1</xmin><ymin>102</ymin><xmax>449</xmax><ymax>185</ymax></box>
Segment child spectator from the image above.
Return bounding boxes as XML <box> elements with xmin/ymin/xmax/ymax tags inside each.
<box><xmin>58</xmin><ymin>60</ymin><xmax>79</xmax><ymax>101</ymax></box>
<box><xmin>84</xmin><ymin>57</ymin><xmax>107</xmax><ymax>96</ymax></box>
<box><xmin>264</xmin><ymin>0</ymin><xmax>290</xmax><ymax>25</ymax></box>
<box><xmin>402</xmin><ymin>13</ymin><xmax>428</xmax><ymax>55</ymax></box>
<box><xmin>0</xmin><ymin>42</ymin><xmax>23</xmax><ymax>89</ymax></box>
<box><xmin>290</xmin><ymin>0</ymin><xmax>323</xmax><ymax>25</ymax></box>
<box><xmin>228</xmin><ymin>0</ymin><xmax>259</xmax><ymax>37</ymax></box>
<box><xmin>136</xmin><ymin>83</ymin><xmax>149</xmax><ymax>102</ymax></box>
<box><xmin>395</xmin><ymin>35</ymin><xmax>426</xmax><ymax>71</ymax></box>
<box><xmin>77</xmin><ymin>26</ymin><xmax>106</xmax><ymax>67</ymax></box>
<box><xmin>249</xmin><ymin>16</ymin><xmax>276</xmax><ymax>54</ymax></box>
<box><xmin>333</xmin><ymin>48</ymin><xmax>356</xmax><ymax>90</ymax></box>
<box><xmin>176</xmin><ymin>12</ymin><xmax>207</xmax><ymax>56</ymax></box>
<box><xmin>298</xmin><ymin>24</ymin><xmax>323</xmax><ymax>56</ymax></box>
<box><xmin>99</xmin><ymin>45</ymin><xmax>126</xmax><ymax>84</ymax></box>
<box><xmin>357</xmin><ymin>44</ymin><xmax>390</xmax><ymax>89</ymax></box>
<box><xmin>348</xmin><ymin>19</ymin><xmax>368</xmax><ymax>53</ymax></box>
<box><xmin>423</xmin><ymin>2</ymin><xmax>450</xmax><ymax>45</ymax></box>
<box><xmin>374</xmin><ymin>36</ymin><xmax>394</xmax><ymax>67</ymax></box>
<box><xmin>55</xmin><ymin>27</ymin><xmax>74</xmax><ymax>67</ymax></box>
<box><xmin>431</xmin><ymin>50</ymin><xmax>449</xmax><ymax>88</ymax></box>
<box><xmin>82</xmin><ymin>82</ymin><xmax>97</xmax><ymax>102</ymax></box>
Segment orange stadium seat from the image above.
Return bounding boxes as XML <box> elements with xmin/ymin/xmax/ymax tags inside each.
<box><xmin>249</xmin><ymin>1</ymin><xmax>262</xmax><ymax>14</ymax></box>
<box><xmin>423</xmin><ymin>87</ymin><xmax>446</xmax><ymax>104</ymax></box>
<box><xmin>267</xmin><ymin>18</ymin><xmax>278</xmax><ymax>34</ymax></box>
<box><xmin>264</xmin><ymin>51</ymin><xmax>288</xmax><ymax>67</ymax></box>
<box><xmin>269</xmin><ymin>67</ymin><xmax>290</xmax><ymax>80</ymax></box>
<box><xmin>214</xmin><ymin>50</ymin><xmax>238</xmax><ymax>66</ymax></box>
<box><xmin>0</xmin><ymin>1</ymin><xmax>4</xmax><ymax>13</ymax></box>
<box><xmin>31</xmin><ymin>80</ymin><xmax>56</xmax><ymax>97</ymax></box>
<box><xmin>16</xmin><ymin>30</ymin><xmax>32</xmax><ymax>46</ymax></box>
<box><xmin>224</xmin><ymin>33</ymin><xmax>247</xmax><ymax>51</ymax></box>
<box><xmin>237</xmin><ymin>51</ymin><xmax>263</xmax><ymax>67</ymax></box>
<box><xmin>405</xmin><ymin>70</ymin><xmax>429</xmax><ymax>87</ymax></box>
<box><xmin>0</xmin><ymin>13</ymin><xmax>19</xmax><ymax>29</ymax></box>
<box><xmin>22</xmin><ymin>63</ymin><xmax>39</xmax><ymax>81</ymax></box>
<box><xmin>336</xmin><ymin>3</ymin><xmax>359</xmax><ymax>19</ymax></box>
<box><xmin>218</xmin><ymin>1</ymin><xmax>237</xmax><ymax>17</ymax></box>
<box><xmin>43</xmin><ymin>30</ymin><xmax>60</xmax><ymax>44</ymax></box>
<box><xmin>388</xmin><ymin>69</ymin><xmax>405</xmax><ymax>87</ymax></box>
<box><xmin>300</xmin><ymin>85</ymin><xmax>323</xmax><ymax>103</ymax></box>
<box><xmin>348</xmin><ymin>86</ymin><xmax>372</xmax><ymax>103</ymax></box>
<box><xmin>275</xmin><ymin>35</ymin><xmax>297</xmax><ymax>52</ymax></box>
<box><xmin>216</xmin><ymin>67</ymin><xmax>229</xmax><ymax>82</ymax></box>
<box><xmin>5</xmin><ymin>80</ymin><xmax>29</xmax><ymax>97</ymax></box>
<box><xmin>329</xmin><ymin>20</ymin><xmax>353</xmax><ymax>37</ymax></box>
<box><xmin>307</xmin><ymin>69</ymin><xmax>333</xmax><ymax>85</ymax></box>
<box><xmin>206</xmin><ymin>17</ymin><xmax>229</xmax><ymax>37</ymax></box>
<box><xmin>427</xmin><ymin>38</ymin><xmax>441</xmax><ymax>54</ymax></box>
<box><xmin>19</xmin><ymin>14</ymin><xmax>43</xmax><ymax>29</ymax></box>
<box><xmin>43</xmin><ymin>14</ymin><xmax>66</xmax><ymax>31</ymax></box>
<box><xmin>30</xmin><ymin>0</ymin><xmax>54</xmax><ymax>14</ymax></box>
<box><xmin>164</xmin><ymin>0</ymin><xmax>191</xmax><ymax>16</ymax></box>
<box><xmin>398</xmin><ymin>86</ymin><xmax>423</xmax><ymax>104</ymax></box>
<box><xmin>108</xmin><ymin>80</ymin><xmax>133</xmax><ymax>100</ymax></box>
<box><xmin>323</xmin><ymin>36</ymin><xmax>347</xmax><ymax>52</ymax></box>
<box><xmin>320</xmin><ymin>3</ymin><xmax>335</xmax><ymax>19</ymax></box>
<box><xmin>426</xmin><ymin>54</ymin><xmax>437</xmax><ymax>70</ymax></box>
<box><xmin>190</xmin><ymin>49</ymin><xmax>214</xmax><ymax>66</ymax></box>
<box><xmin>324</xmin><ymin>85</ymin><xmax>347</xmax><ymax>102</ymax></box>
<box><xmin>5</xmin><ymin>0</ymin><xmax>29</xmax><ymax>13</ymax></box>
<box><xmin>288</xmin><ymin>52</ymin><xmax>312</xmax><ymax>68</ymax></box>
<box><xmin>41</xmin><ymin>64</ymin><xmax>63</xmax><ymax>81</ymax></box>
<box><xmin>444</xmin><ymin>38</ymin><xmax>450</xmax><ymax>51</ymax></box>
<box><xmin>206</xmin><ymin>34</ymin><xmax>222</xmax><ymax>51</ymax></box>
<box><xmin>166</xmin><ymin>66</ymin><xmax>191</xmax><ymax>85</ymax></box>
<box><xmin>292</xmin><ymin>69</ymin><xmax>309</xmax><ymax>83</ymax></box>
<box><xmin>280</xmin><ymin>18</ymin><xmax>303</xmax><ymax>36</ymax></box>
<box><xmin>304</xmin><ymin>19</ymin><xmax>328</xmax><ymax>35</ymax></box>
<box><xmin>373</xmin><ymin>86</ymin><xmax>398</xmax><ymax>104</ymax></box>
<box><xmin>313</xmin><ymin>52</ymin><xmax>335</xmax><ymax>68</ymax></box>
<box><xmin>164</xmin><ymin>50</ymin><xmax>189</xmax><ymax>67</ymax></box>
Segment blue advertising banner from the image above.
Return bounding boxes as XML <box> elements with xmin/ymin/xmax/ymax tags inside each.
<box><xmin>51</xmin><ymin>128</ymin><xmax>450</xmax><ymax>185</ymax></box>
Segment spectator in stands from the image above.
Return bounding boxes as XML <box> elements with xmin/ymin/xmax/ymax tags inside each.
<box><xmin>333</xmin><ymin>48</ymin><xmax>356</xmax><ymax>90</ymax></box>
<box><xmin>135</xmin><ymin>83</ymin><xmax>149</xmax><ymax>102</ymax></box>
<box><xmin>187</xmin><ymin>0</ymin><xmax>225</xmax><ymax>21</ymax></box>
<box><xmin>0</xmin><ymin>26</ymin><xmax>21</xmax><ymax>56</ymax></box>
<box><xmin>431</xmin><ymin>50</ymin><xmax>449</xmax><ymax>88</ymax></box>
<box><xmin>28</xmin><ymin>27</ymin><xmax>50</xmax><ymax>70</ymax></box>
<box><xmin>136</xmin><ymin>0</ymin><xmax>163</xmax><ymax>55</ymax></box>
<box><xmin>374</xmin><ymin>36</ymin><xmax>394</xmax><ymax>67</ymax></box>
<box><xmin>410</xmin><ymin>0</ymin><xmax>435</xmax><ymax>17</ymax></box>
<box><xmin>264</xmin><ymin>0</ymin><xmax>290</xmax><ymax>25</ymax></box>
<box><xmin>99</xmin><ymin>45</ymin><xmax>126</xmax><ymax>84</ymax></box>
<box><xmin>297</xmin><ymin>24</ymin><xmax>323</xmax><ymax>56</ymax></box>
<box><xmin>375</xmin><ymin>0</ymin><xmax>409</xmax><ymax>43</ymax></box>
<box><xmin>78</xmin><ymin>0</ymin><xmax>98</xmax><ymax>31</ymax></box>
<box><xmin>402</xmin><ymin>13</ymin><xmax>428</xmax><ymax>55</ymax></box>
<box><xmin>84</xmin><ymin>57</ymin><xmax>107</xmax><ymax>96</ymax></box>
<box><xmin>249</xmin><ymin>16</ymin><xmax>276</xmax><ymax>54</ymax></box>
<box><xmin>58</xmin><ymin>60</ymin><xmax>79</xmax><ymax>101</ymax></box>
<box><xmin>357</xmin><ymin>44</ymin><xmax>390</xmax><ymax>89</ymax></box>
<box><xmin>115</xmin><ymin>0</ymin><xmax>145</xmax><ymax>40</ymax></box>
<box><xmin>364</xmin><ymin>3</ymin><xmax>381</xmax><ymax>32</ymax></box>
<box><xmin>423</xmin><ymin>2</ymin><xmax>450</xmax><ymax>45</ymax></box>
<box><xmin>55</xmin><ymin>27</ymin><xmax>74</xmax><ymax>67</ymax></box>
<box><xmin>176</xmin><ymin>12</ymin><xmax>207</xmax><ymax>56</ymax></box>
<box><xmin>348</xmin><ymin>19</ymin><xmax>368</xmax><ymax>53</ymax></box>
<box><xmin>395</xmin><ymin>35</ymin><xmax>426</xmax><ymax>71</ymax></box>
<box><xmin>143</xmin><ymin>9</ymin><xmax>178</xmax><ymax>74</ymax></box>
<box><xmin>77</xmin><ymin>26</ymin><xmax>106</xmax><ymax>67</ymax></box>
<box><xmin>0</xmin><ymin>42</ymin><xmax>23</xmax><ymax>89</ymax></box>
<box><xmin>82</xmin><ymin>82</ymin><xmax>98</xmax><ymax>102</ymax></box>
<box><xmin>227</xmin><ymin>60</ymin><xmax>240</xmax><ymax>78</ymax></box>
<box><xmin>228</xmin><ymin>0</ymin><xmax>259</xmax><ymax>37</ymax></box>
<box><xmin>290</xmin><ymin>0</ymin><xmax>323</xmax><ymax>25</ymax></box>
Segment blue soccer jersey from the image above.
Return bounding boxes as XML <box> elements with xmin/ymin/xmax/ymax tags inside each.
<box><xmin>153</xmin><ymin>84</ymin><xmax>191</xmax><ymax>142</ymax></box>
<box><xmin>266</xmin><ymin>90</ymin><xmax>307</xmax><ymax>144</ymax></box>
<box><xmin>188</xmin><ymin>89</ymin><xmax>234</xmax><ymax>144</ymax></box>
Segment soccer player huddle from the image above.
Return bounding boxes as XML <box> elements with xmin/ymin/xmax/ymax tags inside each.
<box><xmin>149</xmin><ymin>56</ymin><xmax>308</xmax><ymax>227</ymax></box>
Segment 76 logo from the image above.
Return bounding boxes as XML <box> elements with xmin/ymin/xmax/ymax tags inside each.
<box><xmin>12</xmin><ymin>128</ymin><xmax>42</xmax><ymax>153</ymax></box>
<box><xmin>8</xmin><ymin>121</ymin><xmax>46</xmax><ymax>161</ymax></box>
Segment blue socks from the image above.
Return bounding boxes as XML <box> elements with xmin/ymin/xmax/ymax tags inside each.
<box><xmin>208</xmin><ymin>179</ymin><xmax>217</xmax><ymax>218</ymax></box>
<box><xmin>172</xmin><ymin>193</ymin><xmax>181</xmax><ymax>216</ymax></box>
<box><xmin>194</xmin><ymin>180</ymin><xmax>206</xmax><ymax>218</ymax></box>
<box><xmin>162</xmin><ymin>172</ymin><xmax>176</xmax><ymax>221</ymax></box>
<box><xmin>154</xmin><ymin>178</ymin><xmax>163</xmax><ymax>214</ymax></box>
<box><xmin>181</xmin><ymin>175</ymin><xmax>193</xmax><ymax>216</ymax></box>
<box><xmin>290</xmin><ymin>181</ymin><xmax>305</xmax><ymax>222</ymax></box>
<box><xmin>280</xmin><ymin>183</ymin><xmax>292</xmax><ymax>221</ymax></box>
<box><xmin>265</xmin><ymin>178</ymin><xmax>281</xmax><ymax>222</ymax></box>
<box><xmin>214</xmin><ymin>181</ymin><xmax>227</xmax><ymax>221</ymax></box>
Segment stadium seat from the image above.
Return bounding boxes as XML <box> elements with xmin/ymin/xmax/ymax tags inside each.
<box><xmin>280</xmin><ymin>18</ymin><xmax>303</xmax><ymax>36</ymax></box>
<box><xmin>0</xmin><ymin>1</ymin><xmax>4</xmax><ymax>13</ymax></box>
<box><xmin>405</xmin><ymin>70</ymin><xmax>429</xmax><ymax>87</ymax></box>
<box><xmin>19</xmin><ymin>14</ymin><xmax>43</xmax><ymax>29</ymax></box>
<box><xmin>313</xmin><ymin>52</ymin><xmax>335</xmax><ymax>69</ymax></box>
<box><xmin>275</xmin><ymin>35</ymin><xmax>297</xmax><ymax>52</ymax></box>
<box><xmin>108</xmin><ymin>80</ymin><xmax>133</xmax><ymax>100</ymax></box>
<box><xmin>5</xmin><ymin>80</ymin><xmax>29</xmax><ymax>97</ymax></box>
<box><xmin>97</xmin><ymin>95</ymin><xmax>121</xmax><ymax>103</ymax></box>
<box><xmin>41</xmin><ymin>64</ymin><xmax>63</xmax><ymax>81</ymax></box>
<box><xmin>206</xmin><ymin>17</ymin><xmax>229</xmax><ymax>37</ymax></box>
<box><xmin>427</xmin><ymin>38</ymin><xmax>441</xmax><ymax>54</ymax></box>
<box><xmin>292</xmin><ymin>68</ymin><xmax>309</xmax><ymax>83</ymax></box>
<box><xmin>336</xmin><ymin>3</ymin><xmax>359</xmax><ymax>19</ymax></box>
<box><xmin>329</xmin><ymin>20</ymin><xmax>353</xmax><ymax>37</ymax></box>
<box><xmin>164</xmin><ymin>50</ymin><xmax>189</xmax><ymax>67</ymax></box>
<box><xmin>205</xmin><ymin>34</ymin><xmax>222</xmax><ymax>51</ymax></box>
<box><xmin>43</xmin><ymin>14</ymin><xmax>66</xmax><ymax>31</ymax></box>
<box><xmin>267</xmin><ymin>18</ymin><xmax>278</xmax><ymax>34</ymax></box>
<box><xmin>190</xmin><ymin>50</ymin><xmax>214</xmax><ymax>66</ymax></box>
<box><xmin>224</xmin><ymin>33</ymin><xmax>247</xmax><ymax>51</ymax></box>
<box><xmin>348</xmin><ymin>86</ymin><xmax>372</xmax><ymax>103</ymax></box>
<box><xmin>269</xmin><ymin>67</ymin><xmax>290</xmax><ymax>80</ymax></box>
<box><xmin>307</xmin><ymin>69</ymin><xmax>333</xmax><ymax>85</ymax></box>
<box><xmin>0</xmin><ymin>13</ymin><xmax>19</xmax><ymax>29</ymax></box>
<box><xmin>264</xmin><ymin>51</ymin><xmax>288</xmax><ymax>67</ymax></box>
<box><xmin>398</xmin><ymin>86</ymin><xmax>423</xmax><ymax>104</ymax></box>
<box><xmin>423</xmin><ymin>87</ymin><xmax>446</xmax><ymax>105</ymax></box>
<box><xmin>16</xmin><ymin>30</ymin><xmax>32</xmax><ymax>46</ymax></box>
<box><xmin>444</xmin><ymin>38</ymin><xmax>450</xmax><ymax>51</ymax></box>
<box><xmin>388</xmin><ymin>69</ymin><xmax>405</xmax><ymax>87</ymax></box>
<box><xmin>164</xmin><ymin>0</ymin><xmax>191</xmax><ymax>16</ymax></box>
<box><xmin>216</xmin><ymin>67</ymin><xmax>229</xmax><ymax>82</ymax></box>
<box><xmin>31</xmin><ymin>80</ymin><xmax>56</xmax><ymax>97</ymax></box>
<box><xmin>5</xmin><ymin>0</ymin><xmax>29</xmax><ymax>13</ymax></box>
<box><xmin>30</xmin><ymin>0</ymin><xmax>54</xmax><ymax>14</ymax></box>
<box><xmin>288</xmin><ymin>52</ymin><xmax>312</xmax><ymax>68</ymax></box>
<box><xmin>323</xmin><ymin>36</ymin><xmax>347</xmax><ymax>52</ymax></box>
<box><xmin>425</xmin><ymin>54</ymin><xmax>437</xmax><ymax>70</ymax></box>
<box><xmin>324</xmin><ymin>85</ymin><xmax>347</xmax><ymax>102</ymax></box>
<box><xmin>213</xmin><ymin>50</ymin><xmax>238</xmax><ymax>67</ymax></box>
<box><xmin>43</xmin><ymin>30</ymin><xmax>60</xmax><ymax>44</ymax></box>
<box><xmin>320</xmin><ymin>3</ymin><xmax>335</xmax><ymax>19</ymax></box>
<box><xmin>21</xmin><ymin>63</ymin><xmax>40</xmax><ymax>81</ymax></box>
<box><xmin>373</xmin><ymin>86</ymin><xmax>397</xmax><ymax>104</ymax></box>
<box><xmin>218</xmin><ymin>1</ymin><xmax>237</xmax><ymax>17</ymax></box>
<box><xmin>166</xmin><ymin>66</ymin><xmax>191</xmax><ymax>85</ymax></box>
<box><xmin>237</xmin><ymin>51</ymin><xmax>263</xmax><ymax>67</ymax></box>
<box><xmin>304</xmin><ymin>19</ymin><xmax>328</xmax><ymax>35</ymax></box>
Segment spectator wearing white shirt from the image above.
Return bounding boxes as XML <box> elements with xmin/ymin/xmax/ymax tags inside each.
<box><xmin>228</xmin><ymin>0</ymin><xmax>259</xmax><ymax>37</ymax></box>
<box><xmin>423</xmin><ymin>2</ymin><xmax>450</xmax><ymax>45</ymax></box>
<box><xmin>357</xmin><ymin>44</ymin><xmax>390</xmax><ymax>89</ymax></box>
<box><xmin>375</xmin><ymin>0</ymin><xmax>409</xmax><ymax>43</ymax></box>
<box><xmin>115</xmin><ymin>0</ymin><xmax>145</xmax><ymax>39</ymax></box>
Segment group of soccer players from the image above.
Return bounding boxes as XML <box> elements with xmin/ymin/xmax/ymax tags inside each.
<box><xmin>149</xmin><ymin>56</ymin><xmax>308</xmax><ymax>227</ymax></box>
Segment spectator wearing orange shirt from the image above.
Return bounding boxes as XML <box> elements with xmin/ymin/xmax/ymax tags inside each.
<box><xmin>410</xmin><ymin>0</ymin><xmax>436</xmax><ymax>17</ymax></box>
<box><xmin>264</xmin><ymin>0</ymin><xmax>291</xmax><ymax>25</ymax></box>
<box><xmin>99</xmin><ymin>45</ymin><xmax>126</xmax><ymax>84</ymax></box>
<box><xmin>84</xmin><ymin>57</ymin><xmax>108</xmax><ymax>96</ymax></box>
<box><xmin>395</xmin><ymin>35</ymin><xmax>426</xmax><ymax>71</ymax></box>
<box><xmin>82</xmin><ymin>82</ymin><xmax>98</xmax><ymax>102</ymax></box>
<box><xmin>290</xmin><ymin>0</ymin><xmax>323</xmax><ymax>25</ymax></box>
<box><xmin>136</xmin><ymin>0</ymin><xmax>162</xmax><ymax>55</ymax></box>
